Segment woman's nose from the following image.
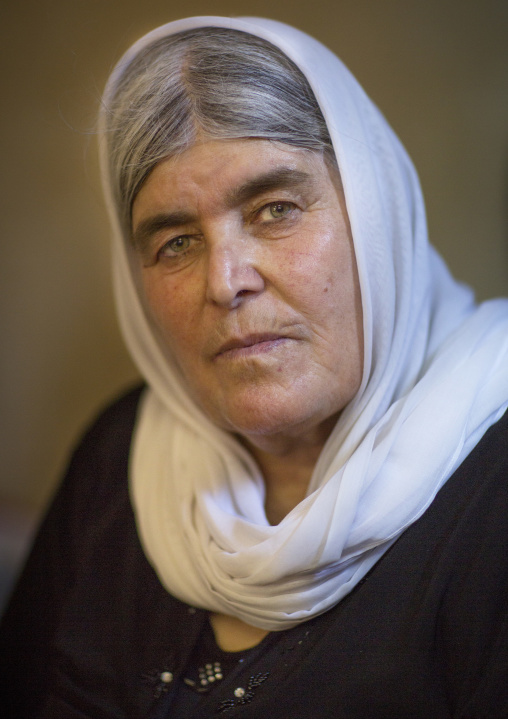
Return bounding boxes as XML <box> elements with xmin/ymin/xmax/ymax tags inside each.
<box><xmin>205</xmin><ymin>230</ymin><xmax>265</xmax><ymax>308</ymax></box>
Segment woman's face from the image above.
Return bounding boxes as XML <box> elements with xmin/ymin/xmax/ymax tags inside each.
<box><xmin>131</xmin><ymin>138</ymin><xmax>363</xmax><ymax>450</ymax></box>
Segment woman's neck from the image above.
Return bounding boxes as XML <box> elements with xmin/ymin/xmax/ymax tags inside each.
<box><xmin>209</xmin><ymin>612</ymin><xmax>269</xmax><ymax>651</ymax></box>
<box><xmin>242</xmin><ymin>420</ymin><xmax>335</xmax><ymax>524</ymax></box>
<box><xmin>259</xmin><ymin>451</ymin><xmax>316</xmax><ymax>525</ymax></box>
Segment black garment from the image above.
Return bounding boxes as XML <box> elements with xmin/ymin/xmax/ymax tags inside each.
<box><xmin>1</xmin><ymin>386</ymin><xmax>507</xmax><ymax>718</ymax></box>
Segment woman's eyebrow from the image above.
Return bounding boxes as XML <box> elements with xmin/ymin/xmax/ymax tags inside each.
<box><xmin>131</xmin><ymin>168</ymin><xmax>314</xmax><ymax>252</ymax></box>
<box><xmin>131</xmin><ymin>210</ymin><xmax>195</xmax><ymax>251</ymax></box>
<box><xmin>225</xmin><ymin>168</ymin><xmax>314</xmax><ymax>207</ymax></box>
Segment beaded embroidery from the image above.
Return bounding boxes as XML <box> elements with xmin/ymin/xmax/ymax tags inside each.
<box><xmin>216</xmin><ymin>673</ymin><xmax>270</xmax><ymax>712</ymax></box>
<box><xmin>142</xmin><ymin>665</ymin><xmax>175</xmax><ymax>699</ymax></box>
<box><xmin>184</xmin><ymin>661</ymin><xmax>224</xmax><ymax>692</ymax></box>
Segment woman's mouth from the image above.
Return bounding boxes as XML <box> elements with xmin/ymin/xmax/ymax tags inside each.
<box><xmin>215</xmin><ymin>334</ymin><xmax>289</xmax><ymax>360</ymax></box>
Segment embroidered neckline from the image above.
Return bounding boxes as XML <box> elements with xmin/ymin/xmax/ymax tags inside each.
<box><xmin>181</xmin><ymin>619</ymin><xmax>271</xmax><ymax>695</ymax></box>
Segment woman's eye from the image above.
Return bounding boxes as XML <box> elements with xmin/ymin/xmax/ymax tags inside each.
<box><xmin>159</xmin><ymin>235</ymin><xmax>191</xmax><ymax>257</ymax></box>
<box><xmin>258</xmin><ymin>202</ymin><xmax>295</xmax><ymax>221</ymax></box>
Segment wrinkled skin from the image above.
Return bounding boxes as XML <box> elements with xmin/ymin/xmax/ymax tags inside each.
<box><xmin>132</xmin><ymin>138</ymin><xmax>363</xmax><ymax>461</ymax></box>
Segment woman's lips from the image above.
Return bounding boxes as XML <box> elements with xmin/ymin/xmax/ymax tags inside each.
<box><xmin>214</xmin><ymin>334</ymin><xmax>290</xmax><ymax>359</ymax></box>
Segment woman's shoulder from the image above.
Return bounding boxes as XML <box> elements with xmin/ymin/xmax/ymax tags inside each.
<box><xmin>18</xmin><ymin>383</ymin><xmax>148</xmax><ymax>569</ymax></box>
<box><xmin>458</xmin><ymin>406</ymin><xmax>508</xmax><ymax>482</ymax></box>
<box><xmin>431</xmin><ymin>406</ymin><xmax>508</xmax><ymax>537</ymax></box>
<box><xmin>59</xmin><ymin>383</ymin><xmax>145</xmax><ymax>491</ymax></box>
<box><xmin>409</xmin><ymin>407</ymin><xmax>508</xmax><ymax>565</ymax></box>
<box><xmin>74</xmin><ymin>383</ymin><xmax>146</xmax><ymax>455</ymax></box>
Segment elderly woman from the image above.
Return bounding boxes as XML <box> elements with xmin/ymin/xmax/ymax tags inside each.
<box><xmin>1</xmin><ymin>15</ymin><xmax>508</xmax><ymax>719</ymax></box>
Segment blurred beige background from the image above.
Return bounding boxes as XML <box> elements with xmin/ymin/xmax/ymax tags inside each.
<box><xmin>1</xmin><ymin>0</ymin><xmax>507</xmax><ymax>593</ymax></box>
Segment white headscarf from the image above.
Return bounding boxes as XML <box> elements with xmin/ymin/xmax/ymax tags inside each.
<box><xmin>99</xmin><ymin>17</ymin><xmax>508</xmax><ymax>630</ymax></box>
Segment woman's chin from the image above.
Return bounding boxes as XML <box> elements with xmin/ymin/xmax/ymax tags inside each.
<box><xmin>204</xmin><ymin>391</ymin><xmax>340</xmax><ymax>451</ymax></box>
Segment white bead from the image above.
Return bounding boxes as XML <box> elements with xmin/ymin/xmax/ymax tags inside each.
<box><xmin>234</xmin><ymin>687</ymin><xmax>245</xmax><ymax>698</ymax></box>
<box><xmin>160</xmin><ymin>671</ymin><xmax>173</xmax><ymax>684</ymax></box>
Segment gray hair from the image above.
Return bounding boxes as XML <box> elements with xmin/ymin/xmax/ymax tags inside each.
<box><xmin>104</xmin><ymin>27</ymin><xmax>335</xmax><ymax>230</ymax></box>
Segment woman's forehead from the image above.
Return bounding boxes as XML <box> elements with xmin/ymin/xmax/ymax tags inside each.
<box><xmin>131</xmin><ymin>138</ymin><xmax>343</xmax><ymax>234</ymax></box>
